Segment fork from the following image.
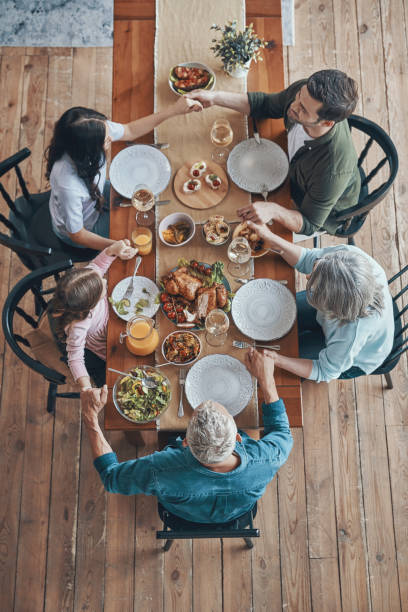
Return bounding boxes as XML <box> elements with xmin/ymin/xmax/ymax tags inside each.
<box><xmin>122</xmin><ymin>256</ymin><xmax>142</xmax><ymax>302</ymax></box>
<box><xmin>233</xmin><ymin>340</ymin><xmax>280</xmax><ymax>350</ymax></box>
<box><xmin>178</xmin><ymin>368</ymin><xmax>187</xmax><ymax>418</ymax></box>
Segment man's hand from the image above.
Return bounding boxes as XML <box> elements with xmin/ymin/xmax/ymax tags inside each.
<box><xmin>244</xmin><ymin>348</ymin><xmax>279</xmax><ymax>404</ymax></box>
<box><xmin>185</xmin><ymin>89</ymin><xmax>215</xmax><ymax>108</ymax></box>
<box><xmin>81</xmin><ymin>385</ymin><xmax>109</xmax><ymax>425</ymax></box>
<box><xmin>106</xmin><ymin>239</ymin><xmax>137</xmax><ymax>260</ymax></box>
<box><xmin>171</xmin><ymin>95</ymin><xmax>203</xmax><ymax>115</ymax></box>
<box><xmin>237</xmin><ymin>200</ymin><xmax>277</xmax><ymax>224</ymax></box>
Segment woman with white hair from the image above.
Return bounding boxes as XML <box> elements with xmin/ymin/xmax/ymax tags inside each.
<box><xmin>245</xmin><ymin>221</ymin><xmax>395</xmax><ymax>382</ymax></box>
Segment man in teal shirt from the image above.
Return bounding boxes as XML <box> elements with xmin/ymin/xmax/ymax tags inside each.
<box><xmin>82</xmin><ymin>350</ymin><xmax>293</xmax><ymax>524</ymax></box>
<box><xmin>188</xmin><ymin>69</ymin><xmax>360</xmax><ymax>236</ymax></box>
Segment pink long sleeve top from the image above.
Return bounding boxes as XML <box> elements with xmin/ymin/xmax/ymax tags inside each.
<box><xmin>65</xmin><ymin>249</ymin><xmax>116</xmax><ymax>382</ymax></box>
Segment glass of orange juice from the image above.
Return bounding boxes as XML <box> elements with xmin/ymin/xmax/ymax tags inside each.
<box><xmin>119</xmin><ymin>315</ymin><xmax>159</xmax><ymax>356</ymax></box>
<box><xmin>131</xmin><ymin>227</ymin><xmax>153</xmax><ymax>256</ymax></box>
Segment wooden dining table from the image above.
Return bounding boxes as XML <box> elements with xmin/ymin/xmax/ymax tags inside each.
<box><xmin>105</xmin><ymin>0</ymin><xmax>302</xmax><ymax>435</ymax></box>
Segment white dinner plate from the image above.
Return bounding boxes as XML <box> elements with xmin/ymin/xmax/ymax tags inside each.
<box><xmin>110</xmin><ymin>276</ymin><xmax>160</xmax><ymax>322</ymax></box>
<box><xmin>227</xmin><ymin>137</ymin><xmax>289</xmax><ymax>193</ymax></box>
<box><xmin>185</xmin><ymin>354</ymin><xmax>253</xmax><ymax>417</ymax></box>
<box><xmin>109</xmin><ymin>145</ymin><xmax>172</xmax><ymax>198</ymax></box>
<box><xmin>231</xmin><ymin>278</ymin><xmax>297</xmax><ymax>341</ymax></box>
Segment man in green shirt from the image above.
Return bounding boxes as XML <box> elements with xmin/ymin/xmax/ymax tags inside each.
<box><xmin>188</xmin><ymin>69</ymin><xmax>360</xmax><ymax>236</ymax></box>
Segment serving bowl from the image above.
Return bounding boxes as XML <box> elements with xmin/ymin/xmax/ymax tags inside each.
<box><xmin>161</xmin><ymin>330</ymin><xmax>202</xmax><ymax>366</ymax></box>
<box><xmin>158</xmin><ymin>212</ymin><xmax>195</xmax><ymax>247</ymax></box>
<box><xmin>202</xmin><ymin>217</ymin><xmax>231</xmax><ymax>246</ymax></box>
<box><xmin>113</xmin><ymin>366</ymin><xmax>171</xmax><ymax>423</ymax></box>
<box><xmin>169</xmin><ymin>61</ymin><xmax>216</xmax><ymax>96</ymax></box>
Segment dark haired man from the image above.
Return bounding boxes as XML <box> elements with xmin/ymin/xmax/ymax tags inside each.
<box><xmin>187</xmin><ymin>70</ymin><xmax>360</xmax><ymax>237</ymax></box>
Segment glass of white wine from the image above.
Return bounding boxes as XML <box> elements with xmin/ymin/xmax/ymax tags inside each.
<box><xmin>131</xmin><ymin>183</ymin><xmax>155</xmax><ymax>226</ymax></box>
<box><xmin>227</xmin><ymin>236</ymin><xmax>251</xmax><ymax>277</ymax></box>
<box><xmin>210</xmin><ymin>117</ymin><xmax>233</xmax><ymax>163</ymax></box>
<box><xmin>205</xmin><ymin>308</ymin><xmax>230</xmax><ymax>347</ymax></box>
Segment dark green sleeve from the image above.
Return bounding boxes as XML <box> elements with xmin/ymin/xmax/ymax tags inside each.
<box><xmin>299</xmin><ymin>170</ymin><xmax>355</xmax><ymax>235</ymax></box>
<box><xmin>248</xmin><ymin>80</ymin><xmax>305</xmax><ymax>119</ymax></box>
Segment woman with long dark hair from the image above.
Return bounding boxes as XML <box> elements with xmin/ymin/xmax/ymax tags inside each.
<box><xmin>45</xmin><ymin>97</ymin><xmax>201</xmax><ymax>250</ymax></box>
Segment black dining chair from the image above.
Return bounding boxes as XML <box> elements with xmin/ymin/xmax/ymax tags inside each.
<box><xmin>370</xmin><ymin>264</ymin><xmax>408</xmax><ymax>389</ymax></box>
<box><xmin>0</xmin><ymin>148</ymin><xmax>98</xmax><ymax>271</ymax></box>
<box><xmin>2</xmin><ymin>259</ymin><xmax>80</xmax><ymax>414</ymax></box>
<box><xmin>156</xmin><ymin>502</ymin><xmax>260</xmax><ymax>551</ymax></box>
<box><xmin>334</xmin><ymin>114</ymin><xmax>399</xmax><ymax>244</ymax></box>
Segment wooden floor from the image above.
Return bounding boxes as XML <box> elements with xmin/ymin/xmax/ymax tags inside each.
<box><xmin>0</xmin><ymin>0</ymin><xmax>407</xmax><ymax>610</ymax></box>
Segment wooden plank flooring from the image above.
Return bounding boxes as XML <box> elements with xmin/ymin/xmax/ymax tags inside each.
<box><xmin>0</xmin><ymin>0</ymin><xmax>407</xmax><ymax>608</ymax></box>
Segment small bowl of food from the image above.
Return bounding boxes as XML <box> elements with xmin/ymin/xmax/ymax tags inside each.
<box><xmin>169</xmin><ymin>62</ymin><xmax>216</xmax><ymax>96</ymax></box>
<box><xmin>202</xmin><ymin>214</ymin><xmax>230</xmax><ymax>246</ymax></box>
<box><xmin>113</xmin><ymin>366</ymin><xmax>171</xmax><ymax>424</ymax></box>
<box><xmin>232</xmin><ymin>222</ymin><xmax>269</xmax><ymax>257</ymax></box>
<box><xmin>159</xmin><ymin>212</ymin><xmax>195</xmax><ymax>247</ymax></box>
<box><xmin>162</xmin><ymin>331</ymin><xmax>201</xmax><ymax>365</ymax></box>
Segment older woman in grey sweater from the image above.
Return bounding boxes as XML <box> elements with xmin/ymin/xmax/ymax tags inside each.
<box><xmin>245</xmin><ymin>222</ymin><xmax>394</xmax><ymax>383</ymax></box>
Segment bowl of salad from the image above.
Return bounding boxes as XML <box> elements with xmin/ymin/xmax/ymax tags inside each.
<box><xmin>113</xmin><ymin>366</ymin><xmax>171</xmax><ymax>423</ymax></box>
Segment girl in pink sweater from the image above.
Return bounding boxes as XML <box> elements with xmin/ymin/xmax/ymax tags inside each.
<box><xmin>50</xmin><ymin>240</ymin><xmax>137</xmax><ymax>401</ymax></box>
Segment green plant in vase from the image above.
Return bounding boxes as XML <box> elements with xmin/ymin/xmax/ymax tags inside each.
<box><xmin>210</xmin><ymin>20</ymin><xmax>265</xmax><ymax>78</ymax></box>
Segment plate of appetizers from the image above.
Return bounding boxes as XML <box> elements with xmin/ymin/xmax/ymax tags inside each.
<box><xmin>159</xmin><ymin>258</ymin><xmax>231</xmax><ymax>328</ymax></box>
<box><xmin>185</xmin><ymin>354</ymin><xmax>253</xmax><ymax>416</ymax></box>
<box><xmin>227</xmin><ymin>138</ymin><xmax>289</xmax><ymax>194</ymax></box>
<box><xmin>169</xmin><ymin>62</ymin><xmax>215</xmax><ymax>95</ymax></box>
<box><xmin>173</xmin><ymin>159</ymin><xmax>228</xmax><ymax>209</ymax></box>
<box><xmin>202</xmin><ymin>214</ymin><xmax>231</xmax><ymax>246</ymax></box>
<box><xmin>232</xmin><ymin>221</ymin><xmax>269</xmax><ymax>257</ymax></box>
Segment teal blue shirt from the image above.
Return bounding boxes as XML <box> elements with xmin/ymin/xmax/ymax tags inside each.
<box><xmin>295</xmin><ymin>245</ymin><xmax>394</xmax><ymax>382</ymax></box>
<box><xmin>94</xmin><ymin>400</ymin><xmax>293</xmax><ymax>523</ymax></box>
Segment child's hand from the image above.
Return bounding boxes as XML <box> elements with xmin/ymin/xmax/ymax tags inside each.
<box><xmin>107</xmin><ymin>239</ymin><xmax>138</xmax><ymax>260</ymax></box>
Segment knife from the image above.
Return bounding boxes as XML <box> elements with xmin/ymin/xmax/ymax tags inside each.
<box><xmin>252</xmin><ymin>116</ymin><xmax>261</xmax><ymax>145</ymax></box>
<box><xmin>114</xmin><ymin>199</ymin><xmax>171</xmax><ymax>208</ymax></box>
<box><xmin>125</xmin><ymin>141</ymin><xmax>169</xmax><ymax>150</ymax></box>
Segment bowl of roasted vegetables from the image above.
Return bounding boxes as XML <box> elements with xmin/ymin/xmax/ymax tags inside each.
<box><xmin>162</xmin><ymin>331</ymin><xmax>201</xmax><ymax>365</ymax></box>
<box><xmin>169</xmin><ymin>62</ymin><xmax>215</xmax><ymax>95</ymax></box>
<box><xmin>159</xmin><ymin>212</ymin><xmax>195</xmax><ymax>247</ymax></box>
<box><xmin>113</xmin><ymin>366</ymin><xmax>171</xmax><ymax>423</ymax></box>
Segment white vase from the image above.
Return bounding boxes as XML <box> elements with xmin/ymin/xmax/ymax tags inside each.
<box><xmin>225</xmin><ymin>59</ymin><xmax>252</xmax><ymax>78</ymax></box>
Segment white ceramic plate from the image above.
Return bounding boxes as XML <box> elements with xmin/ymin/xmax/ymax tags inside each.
<box><xmin>231</xmin><ymin>278</ymin><xmax>297</xmax><ymax>341</ymax></box>
<box><xmin>110</xmin><ymin>276</ymin><xmax>160</xmax><ymax>322</ymax></box>
<box><xmin>110</xmin><ymin>145</ymin><xmax>172</xmax><ymax>198</ymax></box>
<box><xmin>227</xmin><ymin>137</ymin><xmax>289</xmax><ymax>193</ymax></box>
<box><xmin>185</xmin><ymin>354</ymin><xmax>253</xmax><ymax>416</ymax></box>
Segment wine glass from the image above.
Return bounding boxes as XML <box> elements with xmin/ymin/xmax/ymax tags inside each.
<box><xmin>131</xmin><ymin>183</ymin><xmax>155</xmax><ymax>226</ymax></box>
<box><xmin>210</xmin><ymin>117</ymin><xmax>233</xmax><ymax>163</ymax></box>
<box><xmin>205</xmin><ymin>308</ymin><xmax>230</xmax><ymax>346</ymax></box>
<box><xmin>227</xmin><ymin>236</ymin><xmax>251</xmax><ymax>277</ymax></box>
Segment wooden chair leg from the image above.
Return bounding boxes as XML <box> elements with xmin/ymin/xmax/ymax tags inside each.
<box><xmin>47</xmin><ymin>382</ymin><xmax>57</xmax><ymax>413</ymax></box>
<box><xmin>384</xmin><ymin>372</ymin><xmax>393</xmax><ymax>389</ymax></box>
<box><xmin>243</xmin><ymin>537</ymin><xmax>254</xmax><ymax>549</ymax></box>
<box><xmin>163</xmin><ymin>539</ymin><xmax>174</xmax><ymax>552</ymax></box>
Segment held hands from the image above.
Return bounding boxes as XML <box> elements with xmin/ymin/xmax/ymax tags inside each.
<box><xmin>172</xmin><ymin>95</ymin><xmax>203</xmax><ymax>115</ymax></box>
<box><xmin>81</xmin><ymin>384</ymin><xmax>109</xmax><ymax>423</ymax></box>
<box><xmin>244</xmin><ymin>348</ymin><xmax>279</xmax><ymax>404</ymax></box>
<box><xmin>185</xmin><ymin>89</ymin><xmax>215</xmax><ymax>108</ymax></box>
<box><xmin>107</xmin><ymin>239</ymin><xmax>138</xmax><ymax>260</ymax></box>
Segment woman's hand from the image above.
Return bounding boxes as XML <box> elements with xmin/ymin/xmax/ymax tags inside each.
<box><xmin>107</xmin><ymin>239</ymin><xmax>137</xmax><ymax>260</ymax></box>
<box><xmin>171</xmin><ymin>95</ymin><xmax>203</xmax><ymax>115</ymax></box>
<box><xmin>237</xmin><ymin>200</ymin><xmax>277</xmax><ymax>224</ymax></box>
<box><xmin>244</xmin><ymin>348</ymin><xmax>279</xmax><ymax>403</ymax></box>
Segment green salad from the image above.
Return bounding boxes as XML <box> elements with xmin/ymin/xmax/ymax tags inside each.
<box><xmin>115</xmin><ymin>368</ymin><xmax>171</xmax><ymax>422</ymax></box>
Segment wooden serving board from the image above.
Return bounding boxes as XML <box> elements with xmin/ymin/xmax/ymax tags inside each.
<box><xmin>173</xmin><ymin>159</ymin><xmax>229</xmax><ymax>209</ymax></box>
